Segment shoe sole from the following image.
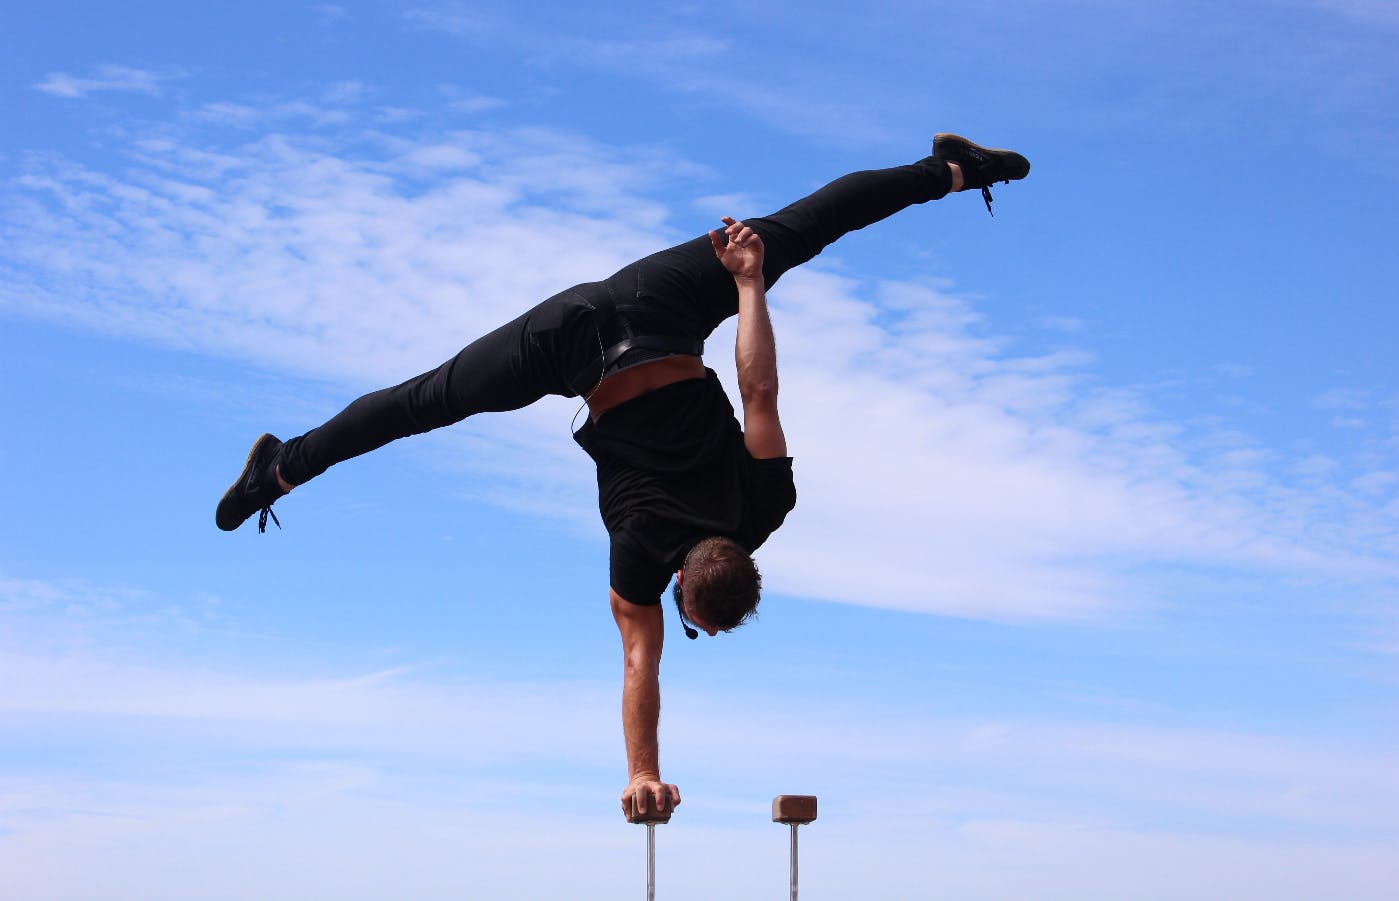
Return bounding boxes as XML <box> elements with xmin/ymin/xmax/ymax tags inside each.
<box><xmin>933</xmin><ymin>133</ymin><xmax>1031</xmax><ymax>182</ymax></box>
<box><xmin>215</xmin><ymin>432</ymin><xmax>278</xmax><ymax>531</ymax></box>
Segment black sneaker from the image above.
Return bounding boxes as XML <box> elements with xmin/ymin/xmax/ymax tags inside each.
<box><xmin>216</xmin><ymin>433</ymin><xmax>286</xmax><ymax>532</ymax></box>
<box><xmin>932</xmin><ymin>134</ymin><xmax>1030</xmax><ymax>216</ymax></box>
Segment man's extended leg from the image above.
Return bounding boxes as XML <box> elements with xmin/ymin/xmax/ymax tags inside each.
<box><xmin>610</xmin><ymin>136</ymin><xmax>1029</xmax><ymax>339</ymax></box>
<box><xmin>216</xmin><ymin>290</ymin><xmax>600</xmax><ymax>531</ymax></box>
<box><xmin>752</xmin><ymin>136</ymin><xmax>1029</xmax><ymax>275</ymax></box>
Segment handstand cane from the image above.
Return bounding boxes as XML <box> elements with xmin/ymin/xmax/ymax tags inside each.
<box><xmin>629</xmin><ymin>794</ymin><xmax>673</xmax><ymax>901</ymax></box>
<box><xmin>772</xmin><ymin>795</ymin><xmax>818</xmax><ymax>901</ymax></box>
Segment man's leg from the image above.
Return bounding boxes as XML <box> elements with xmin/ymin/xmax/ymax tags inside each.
<box><xmin>277</xmin><ymin>301</ymin><xmax>581</xmax><ymax>486</ymax></box>
<box><xmin>752</xmin><ymin>136</ymin><xmax>1029</xmax><ymax>277</ymax></box>
<box><xmin>747</xmin><ymin>156</ymin><xmax>957</xmax><ymax>287</ymax></box>
<box><xmin>615</xmin><ymin>138</ymin><xmax>1027</xmax><ymax>339</ymax></box>
<box><xmin>216</xmin><ymin>291</ymin><xmax>598</xmax><ymax>531</ymax></box>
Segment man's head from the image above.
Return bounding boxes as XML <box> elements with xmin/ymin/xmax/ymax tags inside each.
<box><xmin>673</xmin><ymin>536</ymin><xmax>761</xmax><ymax>636</ymax></box>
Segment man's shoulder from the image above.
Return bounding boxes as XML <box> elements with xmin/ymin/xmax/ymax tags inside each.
<box><xmin>609</xmin><ymin>521</ymin><xmax>672</xmax><ymax>607</ymax></box>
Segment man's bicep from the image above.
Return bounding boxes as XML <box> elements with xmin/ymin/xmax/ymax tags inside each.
<box><xmin>742</xmin><ymin>396</ymin><xmax>788</xmax><ymax>459</ymax></box>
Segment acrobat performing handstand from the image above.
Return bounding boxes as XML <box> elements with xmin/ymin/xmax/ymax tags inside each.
<box><xmin>216</xmin><ymin>133</ymin><xmax>1030</xmax><ymax>820</ymax></box>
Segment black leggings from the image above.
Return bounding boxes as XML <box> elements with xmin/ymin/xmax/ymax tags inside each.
<box><xmin>277</xmin><ymin>157</ymin><xmax>954</xmax><ymax>485</ymax></box>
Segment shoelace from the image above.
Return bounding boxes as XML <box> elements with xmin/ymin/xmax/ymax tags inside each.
<box><xmin>981</xmin><ymin>185</ymin><xmax>995</xmax><ymax>216</ymax></box>
<box><xmin>258</xmin><ymin>505</ymin><xmax>281</xmax><ymax>533</ymax></box>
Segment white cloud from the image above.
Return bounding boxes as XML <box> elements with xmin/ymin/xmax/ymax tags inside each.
<box><xmin>33</xmin><ymin>65</ymin><xmax>174</xmax><ymax>99</ymax></box>
<box><xmin>403</xmin><ymin>5</ymin><xmax>905</xmax><ymax>147</ymax></box>
<box><xmin>1288</xmin><ymin>0</ymin><xmax>1399</xmax><ymax>30</ymax></box>
<box><xmin>442</xmin><ymin>92</ymin><xmax>508</xmax><ymax>115</ymax></box>
<box><xmin>0</xmin><ymin>573</ymin><xmax>222</xmax><ymax>638</ymax></box>
<box><xmin>313</xmin><ymin>3</ymin><xmax>350</xmax><ymax>25</ymax></box>
<box><xmin>1314</xmin><ymin>387</ymin><xmax>1371</xmax><ymax>411</ymax></box>
<box><xmin>2</xmin><ymin>110</ymin><xmax>1396</xmax><ymax>621</ymax></box>
<box><xmin>1</xmin><ymin>584</ymin><xmax>1396</xmax><ymax>900</ymax></box>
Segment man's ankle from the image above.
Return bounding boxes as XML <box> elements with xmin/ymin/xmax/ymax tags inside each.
<box><xmin>948</xmin><ymin>162</ymin><xmax>964</xmax><ymax>193</ymax></box>
<box><xmin>275</xmin><ymin>465</ymin><xmax>295</xmax><ymax>494</ymax></box>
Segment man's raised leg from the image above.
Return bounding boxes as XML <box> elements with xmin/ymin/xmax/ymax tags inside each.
<box><xmin>630</xmin><ymin>135</ymin><xmax>1030</xmax><ymax>336</ymax></box>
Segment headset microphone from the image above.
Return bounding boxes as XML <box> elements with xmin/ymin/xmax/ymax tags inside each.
<box><xmin>673</xmin><ymin>583</ymin><xmax>699</xmax><ymax>640</ymax></box>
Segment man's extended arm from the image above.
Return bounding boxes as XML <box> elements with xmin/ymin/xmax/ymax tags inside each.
<box><xmin>711</xmin><ymin>218</ymin><xmax>786</xmax><ymax>459</ymax></box>
<box><xmin>611</xmin><ymin>588</ymin><xmax>680</xmax><ymax>819</ymax></box>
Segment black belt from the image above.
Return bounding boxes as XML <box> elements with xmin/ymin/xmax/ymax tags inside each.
<box><xmin>588</xmin><ymin>289</ymin><xmax>703</xmax><ymax>374</ymax></box>
<box><xmin>602</xmin><ymin>334</ymin><xmax>704</xmax><ymax>370</ymax></box>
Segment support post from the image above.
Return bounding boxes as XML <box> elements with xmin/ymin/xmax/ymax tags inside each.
<box><xmin>772</xmin><ymin>795</ymin><xmax>818</xmax><ymax>901</ymax></box>
<box><xmin>629</xmin><ymin>795</ymin><xmax>673</xmax><ymax>901</ymax></box>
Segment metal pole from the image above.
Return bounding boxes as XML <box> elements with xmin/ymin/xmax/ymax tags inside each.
<box><xmin>647</xmin><ymin>822</ymin><xmax>656</xmax><ymax>901</ymax></box>
<box><xmin>789</xmin><ymin>822</ymin><xmax>799</xmax><ymax>901</ymax></box>
<box><xmin>630</xmin><ymin>795</ymin><xmax>671</xmax><ymax>901</ymax></box>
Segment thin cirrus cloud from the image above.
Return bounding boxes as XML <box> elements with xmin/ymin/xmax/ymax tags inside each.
<box><xmin>401</xmin><ymin>4</ymin><xmax>905</xmax><ymax>147</ymax></box>
<box><xmin>2</xmin><ymin>108</ymin><xmax>1395</xmax><ymax>622</ymax></box>
<box><xmin>32</xmin><ymin>64</ymin><xmax>177</xmax><ymax>99</ymax></box>
<box><xmin>3</xmin><ymin>569</ymin><xmax>1394</xmax><ymax>900</ymax></box>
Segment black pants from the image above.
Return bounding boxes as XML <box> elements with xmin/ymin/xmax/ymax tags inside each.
<box><xmin>277</xmin><ymin>157</ymin><xmax>954</xmax><ymax>485</ymax></box>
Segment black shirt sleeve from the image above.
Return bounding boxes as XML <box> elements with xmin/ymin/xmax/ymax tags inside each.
<box><xmin>609</xmin><ymin>524</ymin><xmax>673</xmax><ymax>606</ymax></box>
<box><xmin>739</xmin><ymin>455</ymin><xmax>797</xmax><ymax>549</ymax></box>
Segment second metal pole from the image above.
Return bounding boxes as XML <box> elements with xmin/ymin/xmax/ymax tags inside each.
<box><xmin>772</xmin><ymin>795</ymin><xmax>818</xmax><ymax>901</ymax></box>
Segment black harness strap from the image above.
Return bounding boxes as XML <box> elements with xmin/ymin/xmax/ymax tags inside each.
<box><xmin>590</xmin><ymin>286</ymin><xmax>703</xmax><ymax>376</ymax></box>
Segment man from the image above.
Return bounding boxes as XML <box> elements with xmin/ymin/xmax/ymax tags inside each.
<box><xmin>215</xmin><ymin>134</ymin><xmax>1030</xmax><ymax>820</ymax></box>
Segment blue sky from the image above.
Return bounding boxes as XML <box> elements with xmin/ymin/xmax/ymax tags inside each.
<box><xmin>2</xmin><ymin>1</ymin><xmax>1396</xmax><ymax>898</ymax></box>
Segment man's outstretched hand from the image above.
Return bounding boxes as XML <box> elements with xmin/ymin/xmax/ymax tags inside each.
<box><xmin>709</xmin><ymin>216</ymin><xmax>764</xmax><ymax>283</ymax></box>
<box><xmin>621</xmin><ymin>776</ymin><xmax>680</xmax><ymax>822</ymax></box>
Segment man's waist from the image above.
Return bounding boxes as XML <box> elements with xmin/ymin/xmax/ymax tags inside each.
<box><xmin>585</xmin><ymin>355</ymin><xmax>707</xmax><ymax>419</ymax></box>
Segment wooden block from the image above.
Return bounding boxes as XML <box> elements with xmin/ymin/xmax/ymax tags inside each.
<box><xmin>771</xmin><ymin>794</ymin><xmax>818</xmax><ymax>824</ymax></box>
<box><xmin>628</xmin><ymin>794</ymin><xmax>673</xmax><ymax>824</ymax></box>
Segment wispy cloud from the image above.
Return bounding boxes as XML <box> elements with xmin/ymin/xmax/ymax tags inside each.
<box><xmin>312</xmin><ymin>3</ymin><xmax>350</xmax><ymax>26</ymax></box>
<box><xmin>1289</xmin><ymin>0</ymin><xmax>1399</xmax><ymax>30</ymax></box>
<box><xmin>33</xmin><ymin>65</ymin><xmax>177</xmax><ymax>99</ymax></box>
<box><xmin>2</xmin><ymin>103</ymin><xmax>1396</xmax><ymax>621</ymax></box>
<box><xmin>0</xmin><ymin>573</ymin><xmax>222</xmax><ymax>639</ymax></box>
<box><xmin>2</xmin><ymin>574</ymin><xmax>1395</xmax><ymax>899</ymax></box>
<box><xmin>403</xmin><ymin>4</ymin><xmax>904</xmax><ymax>147</ymax></box>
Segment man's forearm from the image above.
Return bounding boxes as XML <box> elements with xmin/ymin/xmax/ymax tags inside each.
<box><xmin>610</xmin><ymin>591</ymin><xmax>676</xmax><ymax>818</ymax></box>
<box><xmin>734</xmin><ymin>276</ymin><xmax>778</xmax><ymax>403</ymax></box>
<box><xmin>621</xmin><ymin>656</ymin><xmax>662</xmax><ymax>781</ymax></box>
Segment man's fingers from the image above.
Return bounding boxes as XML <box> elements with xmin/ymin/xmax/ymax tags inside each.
<box><xmin>715</xmin><ymin>217</ymin><xmax>763</xmax><ymax>246</ymax></box>
<box><xmin>621</xmin><ymin>782</ymin><xmax>681</xmax><ymax>821</ymax></box>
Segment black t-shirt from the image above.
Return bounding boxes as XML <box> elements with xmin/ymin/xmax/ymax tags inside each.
<box><xmin>573</xmin><ymin>369</ymin><xmax>797</xmax><ymax>605</ymax></box>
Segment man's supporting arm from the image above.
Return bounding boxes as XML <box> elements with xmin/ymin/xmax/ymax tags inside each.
<box><xmin>610</xmin><ymin>588</ymin><xmax>681</xmax><ymax>819</ymax></box>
